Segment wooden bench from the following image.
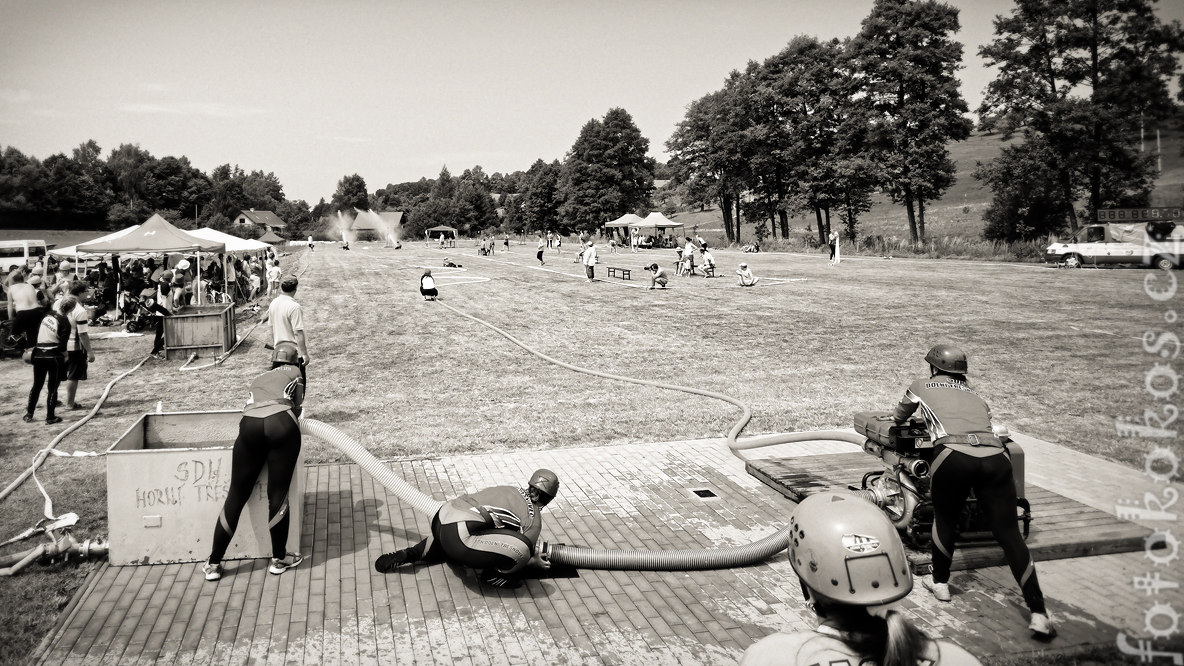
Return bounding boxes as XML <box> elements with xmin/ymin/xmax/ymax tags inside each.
<box><xmin>605</xmin><ymin>266</ymin><xmax>632</xmax><ymax>280</ymax></box>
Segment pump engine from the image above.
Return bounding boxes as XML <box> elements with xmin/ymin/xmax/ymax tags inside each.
<box><xmin>851</xmin><ymin>411</ymin><xmax>1031</xmax><ymax>548</ymax></box>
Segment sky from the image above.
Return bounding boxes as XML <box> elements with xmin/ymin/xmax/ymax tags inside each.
<box><xmin>2</xmin><ymin>0</ymin><xmax>1182</xmax><ymax>205</ymax></box>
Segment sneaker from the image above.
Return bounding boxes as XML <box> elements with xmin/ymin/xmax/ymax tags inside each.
<box><xmin>203</xmin><ymin>561</ymin><xmax>224</xmax><ymax>581</ymax></box>
<box><xmin>375</xmin><ymin>549</ymin><xmax>413</xmax><ymax>573</ymax></box>
<box><xmin>1029</xmin><ymin>612</ymin><xmax>1056</xmax><ymax>638</ymax></box>
<box><xmin>922</xmin><ymin>574</ymin><xmax>952</xmax><ymax>602</ymax></box>
<box><xmin>45</xmin><ymin>416</ymin><xmax>63</xmax><ymax>425</ymax></box>
<box><xmin>22</xmin><ymin>414</ymin><xmax>34</xmax><ymax>423</ymax></box>
<box><xmin>268</xmin><ymin>552</ymin><xmax>304</xmax><ymax>575</ymax></box>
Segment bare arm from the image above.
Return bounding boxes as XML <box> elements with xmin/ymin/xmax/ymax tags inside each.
<box><xmin>295</xmin><ymin>329</ymin><xmax>308</xmax><ymax>362</ymax></box>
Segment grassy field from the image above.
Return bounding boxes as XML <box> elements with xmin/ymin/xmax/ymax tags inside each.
<box><xmin>0</xmin><ymin>241</ymin><xmax>1177</xmax><ymax>663</ymax></box>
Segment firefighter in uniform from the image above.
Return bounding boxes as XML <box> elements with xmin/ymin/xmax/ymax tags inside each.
<box><xmin>741</xmin><ymin>492</ymin><xmax>982</xmax><ymax>665</ymax></box>
<box><xmin>375</xmin><ymin>469</ymin><xmax>559</xmax><ymax>588</ymax></box>
<box><xmin>892</xmin><ymin>344</ymin><xmax>1054</xmax><ymax>637</ymax></box>
<box><xmin>203</xmin><ymin>341</ymin><xmax>306</xmax><ymax>581</ymax></box>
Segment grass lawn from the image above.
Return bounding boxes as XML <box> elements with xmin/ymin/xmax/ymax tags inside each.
<box><xmin>0</xmin><ymin>241</ymin><xmax>1176</xmax><ymax>663</ymax></box>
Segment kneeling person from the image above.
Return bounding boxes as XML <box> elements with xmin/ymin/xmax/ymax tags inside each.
<box><xmin>375</xmin><ymin>469</ymin><xmax>559</xmax><ymax>588</ymax></box>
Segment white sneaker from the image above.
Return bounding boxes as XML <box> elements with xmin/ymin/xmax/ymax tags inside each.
<box><xmin>268</xmin><ymin>552</ymin><xmax>304</xmax><ymax>575</ymax></box>
<box><xmin>203</xmin><ymin>561</ymin><xmax>223</xmax><ymax>581</ymax></box>
<box><xmin>922</xmin><ymin>574</ymin><xmax>951</xmax><ymax>602</ymax></box>
<box><xmin>1029</xmin><ymin>612</ymin><xmax>1056</xmax><ymax>637</ymax></box>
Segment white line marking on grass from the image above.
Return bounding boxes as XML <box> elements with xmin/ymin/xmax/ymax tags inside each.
<box><xmin>1067</xmin><ymin>324</ymin><xmax>1142</xmax><ymax>340</ymax></box>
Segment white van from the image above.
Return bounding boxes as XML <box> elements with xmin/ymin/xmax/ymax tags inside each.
<box><xmin>1045</xmin><ymin>221</ymin><xmax>1183</xmax><ymax>270</ymax></box>
<box><xmin>0</xmin><ymin>239</ymin><xmax>49</xmax><ymax>272</ymax></box>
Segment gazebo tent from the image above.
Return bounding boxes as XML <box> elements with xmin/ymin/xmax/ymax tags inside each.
<box><xmin>631</xmin><ymin>212</ymin><xmax>685</xmax><ymax>236</ymax></box>
<box><xmin>50</xmin><ymin>225</ymin><xmax>141</xmax><ymax>259</ymax></box>
<box><xmin>188</xmin><ymin>228</ymin><xmax>272</xmax><ymax>254</ymax></box>
<box><xmin>76</xmin><ymin>214</ymin><xmax>225</xmax><ymax>254</ymax></box>
<box><xmin>258</xmin><ymin>230</ymin><xmax>285</xmax><ymax>244</ymax></box>
<box><xmin>425</xmin><ymin>225</ymin><xmax>458</xmax><ymax>237</ymax></box>
<box><xmin>604</xmin><ymin>213</ymin><xmax>644</xmax><ymax>228</ymax></box>
<box><xmin>76</xmin><ymin>214</ymin><xmax>226</xmax><ymax>304</ymax></box>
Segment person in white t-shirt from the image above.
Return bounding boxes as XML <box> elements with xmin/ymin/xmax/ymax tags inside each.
<box><xmin>260</xmin><ymin>276</ymin><xmax>308</xmax><ymax>384</ymax></box>
<box><xmin>266</xmin><ymin>260</ymin><xmax>281</xmax><ymax>298</ymax></box>
<box><xmin>581</xmin><ymin>242</ymin><xmax>598</xmax><ymax>282</ymax></box>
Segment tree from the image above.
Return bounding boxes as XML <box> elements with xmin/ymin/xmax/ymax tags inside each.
<box><xmin>978</xmin><ymin>0</ymin><xmax>1183</xmax><ymax>230</ymax></box>
<box><xmin>106</xmin><ymin>143</ymin><xmax>155</xmax><ymax>206</ymax></box>
<box><xmin>332</xmin><ymin>173</ymin><xmax>369</xmax><ymax>212</ymax></box>
<box><xmin>519</xmin><ymin>159</ymin><xmax>564</xmax><ymax>234</ymax></box>
<box><xmin>558</xmin><ymin>108</ymin><xmax>655</xmax><ymax>233</ymax></box>
<box><xmin>976</xmin><ymin>138</ymin><xmax>1071</xmax><ymax>242</ymax></box>
<box><xmin>850</xmin><ymin>0</ymin><xmax>973</xmax><ymax>245</ymax></box>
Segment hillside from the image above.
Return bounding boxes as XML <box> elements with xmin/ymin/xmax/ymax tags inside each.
<box><xmin>668</xmin><ymin>122</ymin><xmax>1184</xmax><ymax>245</ymax></box>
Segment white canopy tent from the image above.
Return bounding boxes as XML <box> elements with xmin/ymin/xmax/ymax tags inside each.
<box><xmin>188</xmin><ymin>228</ymin><xmax>272</xmax><ymax>254</ymax></box>
<box><xmin>49</xmin><ymin>225</ymin><xmax>141</xmax><ymax>259</ymax></box>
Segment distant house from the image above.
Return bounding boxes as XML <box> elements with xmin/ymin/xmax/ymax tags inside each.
<box><xmin>654</xmin><ymin>179</ymin><xmax>672</xmax><ymax>190</ymax></box>
<box><xmin>234</xmin><ymin>209</ymin><xmax>286</xmax><ymax>232</ymax></box>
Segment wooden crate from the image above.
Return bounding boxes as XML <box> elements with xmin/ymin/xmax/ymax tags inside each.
<box><xmin>747</xmin><ymin>452</ymin><xmax>1158</xmax><ymax>573</ymax></box>
<box><xmin>163</xmin><ymin>303</ymin><xmax>236</xmax><ymax>360</ymax></box>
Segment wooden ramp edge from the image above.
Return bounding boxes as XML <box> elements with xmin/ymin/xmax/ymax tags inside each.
<box><xmin>747</xmin><ymin>452</ymin><xmax>1154</xmax><ymax>573</ymax></box>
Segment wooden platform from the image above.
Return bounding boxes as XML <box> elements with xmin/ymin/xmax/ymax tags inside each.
<box><xmin>747</xmin><ymin>452</ymin><xmax>1156</xmax><ymax>573</ymax></box>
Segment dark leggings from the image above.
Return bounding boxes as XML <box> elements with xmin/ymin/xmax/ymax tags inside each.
<box><xmin>13</xmin><ymin>308</ymin><xmax>44</xmax><ymax>349</ymax></box>
<box><xmin>407</xmin><ymin>515</ymin><xmax>532</xmax><ymax>574</ymax></box>
<box><xmin>930</xmin><ymin>448</ymin><xmax>1046</xmax><ymax>614</ymax></box>
<box><xmin>26</xmin><ymin>354</ymin><xmax>62</xmax><ymax>418</ymax></box>
<box><xmin>208</xmin><ymin>412</ymin><xmax>301</xmax><ymax>564</ymax></box>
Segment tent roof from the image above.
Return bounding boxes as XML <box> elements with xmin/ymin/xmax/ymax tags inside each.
<box><xmin>188</xmin><ymin>228</ymin><xmax>272</xmax><ymax>254</ymax></box>
<box><xmin>257</xmin><ymin>230</ymin><xmax>285</xmax><ymax>243</ymax></box>
<box><xmin>50</xmin><ymin>225</ymin><xmax>140</xmax><ymax>258</ymax></box>
<box><xmin>604</xmin><ymin>213</ymin><xmax>645</xmax><ymax>228</ymax></box>
<box><xmin>632</xmin><ymin>212</ymin><xmax>685</xmax><ymax>230</ymax></box>
<box><xmin>426</xmin><ymin>225</ymin><xmax>458</xmax><ymax>233</ymax></box>
<box><xmin>76</xmin><ymin>214</ymin><xmax>225</xmax><ymax>254</ymax></box>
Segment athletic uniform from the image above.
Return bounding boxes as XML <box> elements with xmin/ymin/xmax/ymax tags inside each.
<box><xmin>25</xmin><ymin>310</ymin><xmax>70</xmax><ymax>422</ymax></box>
<box><xmin>403</xmin><ymin>486</ymin><xmax>542</xmax><ymax>575</ymax></box>
<box><xmin>741</xmin><ymin>625</ymin><xmax>982</xmax><ymax>665</ymax></box>
<box><xmin>893</xmin><ymin>374</ymin><xmax>1046</xmax><ymax>616</ymax></box>
<box><xmin>207</xmin><ymin>365</ymin><xmax>305</xmax><ymax>566</ymax></box>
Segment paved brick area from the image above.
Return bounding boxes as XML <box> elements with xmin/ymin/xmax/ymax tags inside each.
<box><xmin>32</xmin><ymin>433</ymin><xmax>1184</xmax><ymax>665</ymax></box>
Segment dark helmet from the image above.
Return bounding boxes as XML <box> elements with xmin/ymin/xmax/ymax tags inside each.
<box><xmin>272</xmin><ymin>341</ymin><xmax>300</xmax><ymax>366</ymax></box>
<box><xmin>925</xmin><ymin>344</ymin><xmax>968</xmax><ymax>374</ymax></box>
<box><xmin>528</xmin><ymin>468</ymin><xmax>560</xmax><ymax>502</ymax></box>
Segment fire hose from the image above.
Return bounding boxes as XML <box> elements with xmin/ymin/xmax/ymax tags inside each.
<box><xmin>299</xmin><ymin>299</ymin><xmax>867</xmax><ymax>571</ymax></box>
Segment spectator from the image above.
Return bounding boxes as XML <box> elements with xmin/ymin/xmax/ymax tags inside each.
<box><xmin>24</xmin><ymin>296</ymin><xmax>74</xmax><ymax>425</ymax></box>
<box><xmin>249</xmin><ymin>266</ymin><xmax>262</xmax><ymax>301</ymax></box>
<box><xmin>420</xmin><ymin>269</ymin><xmax>438</xmax><ymax>301</ymax></box>
<box><xmin>536</xmin><ymin>236</ymin><xmax>546</xmax><ymax>266</ymax></box>
<box><xmin>828</xmin><ymin>230</ymin><xmax>839</xmax><ymax>267</ymax></box>
<box><xmin>503</xmin><ymin>234</ymin><xmax>510</xmax><ymax>252</ymax></box>
<box><xmin>266</xmin><ymin>260</ymin><xmax>281</xmax><ymax>298</ymax></box>
<box><xmin>6</xmin><ymin>270</ymin><xmax>43</xmax><ymax>350</ymax></box>
<box><xmin>646</xmin><ymin>263</ymin><xmax>669</xmax><ymax>290</ymax></box>
<box><xmin>582</xmin><ymin>241</ymin><xmax>598</xmax><ymax>282</ymax></box>
<box><xmin>63</xmin><ymin>281</ymin><xmax>95</xmax><ymax>411</ymax></box>
<box><xmin>260</xmin><ymin>276</ymin><xmax>308</xmax><ymax>386</ymax></box>
<box><xmin>737</xmin><ymin>262</ymin><xmax>759</xmax><ymax>287</ymax></box>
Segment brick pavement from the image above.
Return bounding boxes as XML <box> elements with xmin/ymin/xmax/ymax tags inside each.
<box><xmin>30</xmin><ymin>433</ymin><xmax>1184</xmax><ymax>665</ymax></box>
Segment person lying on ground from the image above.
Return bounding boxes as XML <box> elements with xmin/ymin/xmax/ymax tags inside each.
<box><xmin>374</xmin><ymin>469</ymin><xmax>560</xmax><ymax>588</ymax></box>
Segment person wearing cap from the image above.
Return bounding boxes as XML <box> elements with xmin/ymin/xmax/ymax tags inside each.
<box><xmin>736</xmin><ymin>262</ymin><xmax>759</xmax><ymax>287</ymax></box>
<box><xmin>260</xmin><ymin>275</ymin><xmax>308</xmax><ymax>384</ymax></box>
<box><xmin>646</xmin><ymin>263</ymin><xmax>669</xmax><ymax>290</ymax></box>
<box><xmin>740</xmin><ymin>492</ymin><xmax>982</xmax><ymax>665</ymax></box>
<box><xmin>374</xmin><ymin>469</ymin><xmax>561</xmax><ymax>589</ymax></box>
<box><xmin>50</xmin><ymin>261</ymin><xmax>73</xmax><ymax>300</ymax></box>
<box><xmin>891</xmin><ymin>344</ymin><xmax>1054</xmax><ymax>638</ymax></box>
<box><xmin>581</xmin><ymin>241</ymin><xmax>598</xmax><ymax>282</ymax></box>
<box><xmin>202</xmin><ymin>342</ymin><xmax>306</xmax><ymax>582</ymax></box>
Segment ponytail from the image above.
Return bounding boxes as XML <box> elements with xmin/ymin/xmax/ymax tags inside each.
<box><xmin>881</xmin><ymin>610</ymin><xmax>927</xmax><ymax>666</ymax></box>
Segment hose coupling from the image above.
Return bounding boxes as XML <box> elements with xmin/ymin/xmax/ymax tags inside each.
<box><xmin>905</xmin><ymin>458</ymin><xmax>930</xmax><ymax>478</ymax></box>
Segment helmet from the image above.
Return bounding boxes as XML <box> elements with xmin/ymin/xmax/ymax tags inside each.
<box><xmin>788</xmin><ymin>492</ymin><xmax>912</xmax><ymax>607</ymax></box>
<box><xmin>528</xmin><ymin>468</ymin><xmax>560</xmax><ymax>501</ymax></box>
<box><xmin>272</xmin><ymin>341</ymin><xmax>301</xmax><ymax>366</ymax></box>
<box><xmin>176</xmin><ymin>259</ymin><xmax>190</xmax><ymax>270</ymax></box>
<box><xmin>925</xmin><ymin>344</ymin><xmax>968</xmax><ymax>374</ymax></box>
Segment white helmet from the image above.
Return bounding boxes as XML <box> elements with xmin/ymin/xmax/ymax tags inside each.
<box><xmin>788</xmin><ymin>492</ymin><xmax>912</xmax><ymax>607</ymax></box>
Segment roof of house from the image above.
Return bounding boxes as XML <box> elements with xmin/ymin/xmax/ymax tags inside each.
<box><xmin>237</xmin><ymin>210</ymin><xmax>286</xmax><ymax>228</ymax></box>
